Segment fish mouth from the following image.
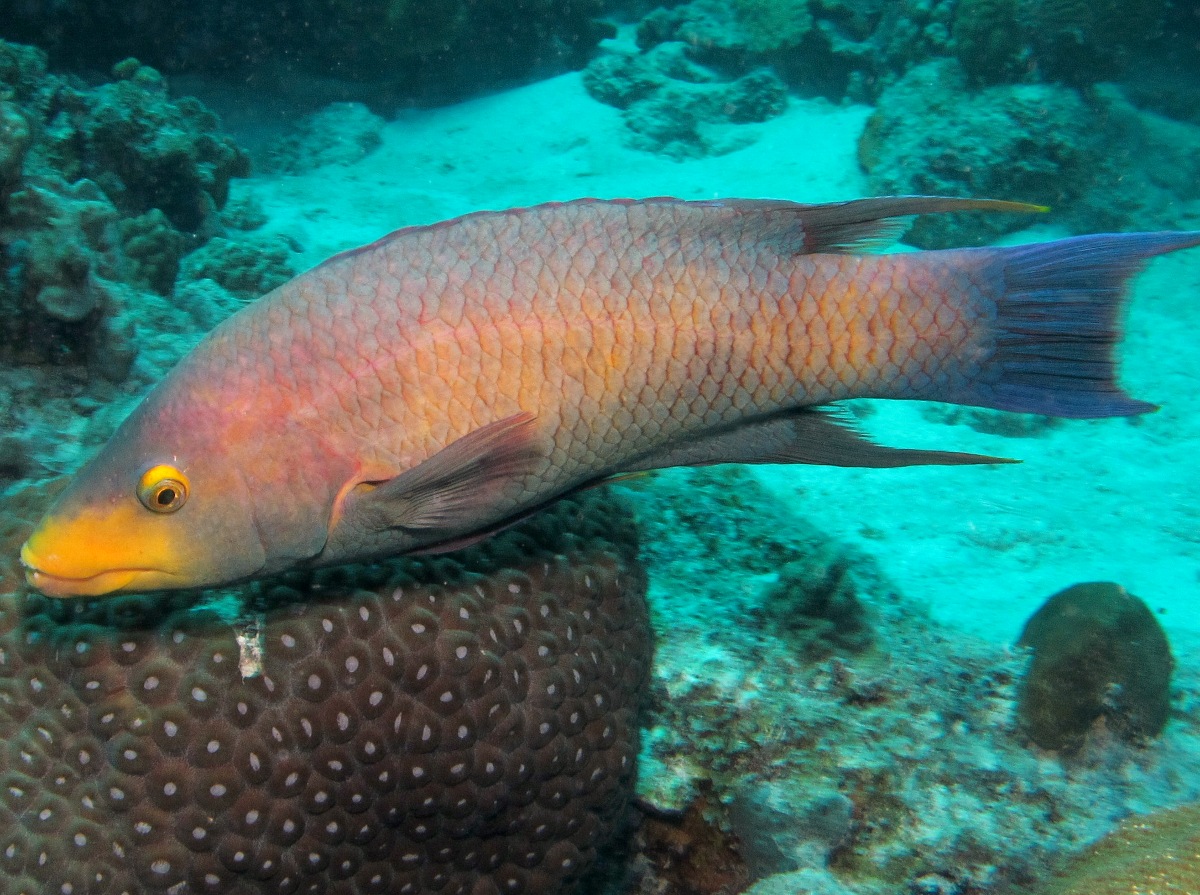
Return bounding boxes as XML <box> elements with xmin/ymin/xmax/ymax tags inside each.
<box><xmin>24</xmin><ymin>567</ymin><xmax>140</xmax><ymax>598</ymax></box>
<box><xmin>20</xmin><ymin>542</ymin><xmax>173</xmax><ymax>598</ymax></box>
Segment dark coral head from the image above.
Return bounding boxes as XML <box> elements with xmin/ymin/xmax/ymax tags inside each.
<box><xmin>1016</xmin><ymin>581</ymin><xmax>1173</xmax><ymax>752</ymax></box>
<box><xmin>0</xmin><ymin>488</ymin><xmax>651</xmax><ymax>895</ymax></box>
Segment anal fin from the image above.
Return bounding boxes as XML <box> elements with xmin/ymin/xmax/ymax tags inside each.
<box><xmin>619</xmin><ymin>408</ymin><xmax>1015</xmax><ymax>471</ymax></box>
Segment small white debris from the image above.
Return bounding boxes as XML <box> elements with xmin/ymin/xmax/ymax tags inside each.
<box><xmin>236</xmin><ymin>614</ymin><xmax>266</xmax><ymax>679</ymax></box>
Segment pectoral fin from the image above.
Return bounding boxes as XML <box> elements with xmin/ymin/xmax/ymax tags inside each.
<box><xmin>358</xmin><ymin>411</ymin><xmax>543</xmax><ymax>532</ymax></box>
<box><xmin>620</xmin><ymin>408</ymin><xmax>1016</xmax><ymax>471</ymax></box>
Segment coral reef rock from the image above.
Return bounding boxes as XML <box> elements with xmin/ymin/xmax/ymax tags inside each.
<box><xmin>1022</xmin><ymin>0</ymin><xmax>1167</xmax><ymax>85</ymax></box>
<box><xmin>951</xmin><ymin>0</ymin><xmax>1167</xmax><ymax>86</ymax></box>
<box><xmin>179</xmin><ymin>236</ymin><xmax>297</xmax><ymax>302</ymax></box>
<box><xmin>621</xmin><ymin>0</ymin><xmax>959</xmax><ymax>103</ymax></box>
<box><xmin>635</xmin><ymin>0</ymin><xmax>815</xmax><ymax>65</ymax></box>
<box><xmin>583</xmin><ymin>0</ymin><xmax>809</xmax><ymax>155</ymax></box>
<box><xmin>1032</xmin><ymin>801</ymin><xmax>1200</xmax><ymax>895</ymax></box>
<box><xmin>858</xmin><ymin>59</ymin><xmax>1200</xmax><ymax>246</ymax></box>
<box><xmin>0</xmin><ymin>96</ymin><xmax>32</xmax><ymax>191</ymax></box>
<box><xmin>857</xmin><ymin>59</ymin><xmax>1100</xmax><ymax>247</ymax></box>
<box><xmin>0</xmin><ymin>486</ymin><xmax>651</xmax><ymax>895</ymax></box>
<box><xmin>614</xmin><ymin>0</ymin><xmax>1185</xmax><ymax>106</ymax></box>
<box><xmin>263</xmin><ymin>103</ymin><xmax>387</xmax><ymax>175</ymax></box>
<box><xmin>1016</xmin><ymin>582</ymin><xmax>1173</xmax><ymax>752</ymax></box>
<box><xmin>1</xmin><ymin>177</ymin><xmax>140</xmax><ymax>379</ymax></box>
<box><xmin>950</xmin><ymin>0</ymin><xmax>1027</xmax><ymax>86</ymax></box>
<box><xmin>583</xmin><ymin>42</ymin><xmax>788</xmax><ymax>157</ymax></box>
<box><xmin>0</xmin><ymin>0</ymin><xmax>617</xmax><ymax>104</ymax></box>
<box><xmin>70</xmin><ymin>58</ymin><xmax>249</xmax><ymax>234</ymax></box>
<box><xmin>0</xmin><ymin>40</ymin><xmax>252</xmax><ymax>380</ymax></box>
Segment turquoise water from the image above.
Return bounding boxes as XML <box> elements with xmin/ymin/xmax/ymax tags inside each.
<box><xmin>1</xmin><ymin>3</ymin><xmax>1198</xmax><ymax>894</ymax></box>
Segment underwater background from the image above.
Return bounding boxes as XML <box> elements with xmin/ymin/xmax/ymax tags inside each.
<box><xmin>0</xmin><ymin>1</ymin><xmax>1198</xmax><ymax>893</ymax></box>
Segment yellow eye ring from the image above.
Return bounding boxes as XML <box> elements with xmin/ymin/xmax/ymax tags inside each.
<box><xmin>137</xmin><ymin>465</ymin><xmax>190</xmax><ymax>514</ymax></box>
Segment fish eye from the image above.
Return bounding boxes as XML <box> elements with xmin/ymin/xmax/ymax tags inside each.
<box><xmin>137</xmin><ymin>465</ymin><xmax>190</xmax><ymax>514</ymax></box>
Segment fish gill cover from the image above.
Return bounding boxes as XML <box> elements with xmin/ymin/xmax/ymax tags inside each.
<box><xmin>0</xmin><ymin>1</ymin><xmax>1199</xmax><ymax>894</ymax></box>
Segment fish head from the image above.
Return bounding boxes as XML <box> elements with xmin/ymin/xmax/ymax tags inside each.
<box><xmin>19</xmin><ymin>389</ymin><xmax>278</xmax><ymax>598</ymax></box>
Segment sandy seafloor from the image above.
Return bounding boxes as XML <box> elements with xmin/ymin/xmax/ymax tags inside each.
<box><xmin>186</xmin><ymin>67</ymin><xmax>1200</xmax><ymax>889</ymax></box>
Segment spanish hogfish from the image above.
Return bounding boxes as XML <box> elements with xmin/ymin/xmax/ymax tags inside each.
<box><xmin>21</xmin><ymin>196</ymin><xmax>1200</xmax><ymax>597</ymax></box>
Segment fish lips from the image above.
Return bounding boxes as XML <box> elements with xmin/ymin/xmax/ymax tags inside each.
<box><xmin>18</xmin><ymin>490</ymin><xmax>268</xmax><ymax>598</ymax></box>
<box><xmin>19</xmin><ymin>545</ymin><xmax>181</xmax><ymax>598</ymax></box>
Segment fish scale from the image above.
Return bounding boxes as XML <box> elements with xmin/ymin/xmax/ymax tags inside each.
<box><xmin>325</xmin><ymin>209</ymin><xmax>931</xmax><ymax>472</ymax></box>
<box><xmin>20</xmin><ymin>196</ymin><xmax>1200</xmax><ymax>596</ymax></box>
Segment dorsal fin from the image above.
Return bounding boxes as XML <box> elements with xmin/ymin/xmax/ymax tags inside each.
<box><xmin>692</xmin><ymin>195</ymin><xmax>1047</xmax><ymax>254</ymax></box>
<box><xmin>315</xmin><ymin>195</ymin><xmax>1047</xmax><ymax>273</ymax></box>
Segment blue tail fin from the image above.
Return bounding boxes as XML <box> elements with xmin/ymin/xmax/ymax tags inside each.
<box><xmin>965</xmin><ymin>231</ymin><xmax>1200</xmax><ymax>419</ymax></box>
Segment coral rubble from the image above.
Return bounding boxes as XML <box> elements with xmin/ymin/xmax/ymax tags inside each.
<box><xmin>0</xmin><ymin>487</ymin><xmax>651</xmax><ymax>895</ymax></box>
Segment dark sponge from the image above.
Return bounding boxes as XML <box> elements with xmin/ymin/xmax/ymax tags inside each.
<box><xmin>0</xmin><ymin>488</ymin><xmax>650</xmax><ymax>894</ymax></box>
<box><xmin>1016</xmin><ymin>581</ymin><xmax>1173</xmax><ymax>752</ymax></box>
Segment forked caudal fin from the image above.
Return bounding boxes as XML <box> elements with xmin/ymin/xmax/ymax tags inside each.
<box><xmin>959</xmin><ymin>231</ymin><xmax>1200</xmax><ymax>419</ymax></box>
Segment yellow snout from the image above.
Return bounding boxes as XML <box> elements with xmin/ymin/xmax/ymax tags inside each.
<box><xmin>19</xmin><ymin>503</ymin><xmax>183</xmax><ymax>598</ymax></box>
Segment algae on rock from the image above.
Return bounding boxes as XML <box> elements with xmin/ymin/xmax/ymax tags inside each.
<box><xmin>756</xmin><ymin>553</ymin><xmax>876</xmax><ymax>659</ymax></box>
<box><xmin>1033</xmin><ymin>802</ymin><xmax>1200</xmax><ymax>895</ymax></box>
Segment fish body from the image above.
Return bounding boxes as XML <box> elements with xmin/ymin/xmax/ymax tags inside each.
<box><xmin>20</xmin><ymin>196</ymin><xmax>1200</xmax><ymax>597</ymax></box>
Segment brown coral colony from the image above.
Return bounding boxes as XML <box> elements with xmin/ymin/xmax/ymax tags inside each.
<box><xmin>0</xmin><ymin>491</ymin><xmax>652</xmax><ymax>895</ymax></box>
